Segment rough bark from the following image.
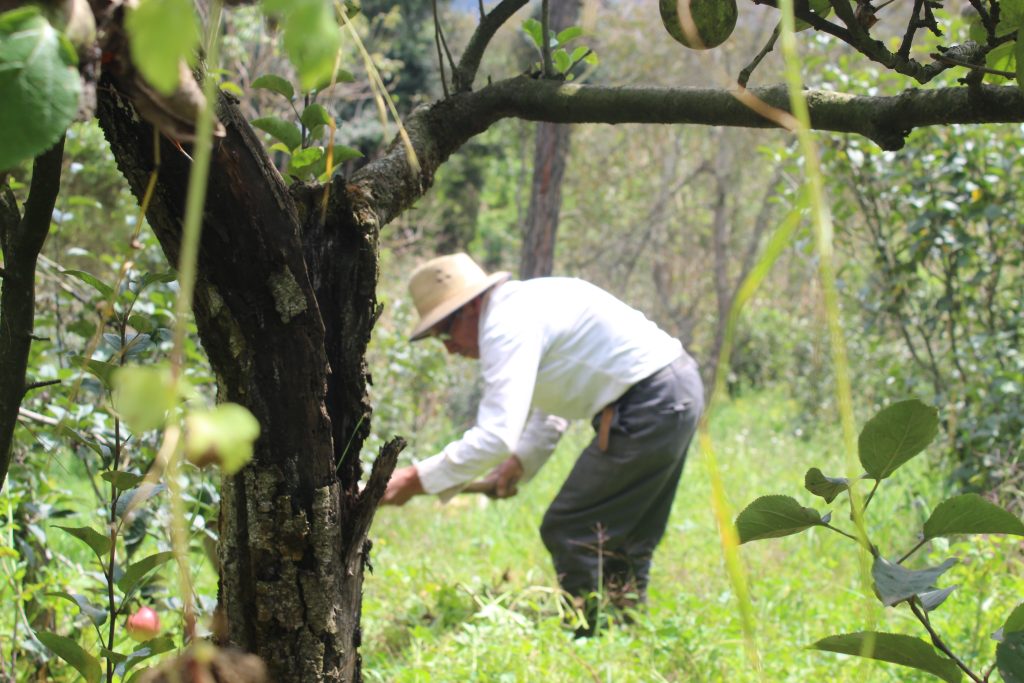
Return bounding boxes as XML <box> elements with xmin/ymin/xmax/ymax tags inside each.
<box><xmin>0</xmin><ymin>138</ymin><xmax>65</xmax><ymax>493</ymax></box>
<box><xmin>520</xmin><ymin>0</ymin><xmax>580</xmax><ymax>280</ymax></box>
<box><xmin>95</xmin><ymin>80</ymin><xmax>401</xmax><ymax>682</ymax></box>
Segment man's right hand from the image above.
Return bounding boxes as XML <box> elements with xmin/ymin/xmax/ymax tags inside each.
<box><xmin>483</xmin><ymin>455</ymin><xmax>524</xmax><ymax>499</ymax></box>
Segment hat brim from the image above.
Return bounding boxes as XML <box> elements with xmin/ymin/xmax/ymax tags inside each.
<box><xmin>409</xmin><ymin>272</ymin><xmax>511</xmax><ymax>341</ymax></box>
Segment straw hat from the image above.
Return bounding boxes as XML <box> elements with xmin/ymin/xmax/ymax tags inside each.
<box><xmin>408</xmin><ymin>253</ymin><xmax>510</xmax><ymax>341</ymax></box>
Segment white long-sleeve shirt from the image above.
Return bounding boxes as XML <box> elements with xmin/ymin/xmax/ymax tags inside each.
<box><xmin>415</xmin><ymin>277</ymin><xmax>683</xmax><ymax>499</ymax></box>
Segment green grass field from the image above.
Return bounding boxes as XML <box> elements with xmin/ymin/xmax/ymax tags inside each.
<box><xmin>362</xmin><ymin>392</ymin><xmax>1024</xmax><ymax>682</ymax></box>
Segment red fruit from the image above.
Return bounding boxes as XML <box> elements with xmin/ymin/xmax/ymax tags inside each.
<box><xmin>126</xmin><ymin>606</ymin><xmax>161</xmax><ymax>642</ymax></box>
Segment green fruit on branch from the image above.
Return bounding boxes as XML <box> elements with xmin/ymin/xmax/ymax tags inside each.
<box><xmin>660</xmin><ymin>0</ymin><xmax>738</xmax><ymax>49</ymax></box>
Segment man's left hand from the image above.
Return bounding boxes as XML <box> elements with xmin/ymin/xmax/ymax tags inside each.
<box><xmin>381</xmin><ymin>465</ymin><xmax>425</xmax><ymax>506</ymax></box>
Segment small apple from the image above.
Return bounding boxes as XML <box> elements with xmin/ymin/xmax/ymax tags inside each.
<box><xmin>126</xmin><ymin>606</ymin><xmax>161</xmax><ymax>642</ymax></box>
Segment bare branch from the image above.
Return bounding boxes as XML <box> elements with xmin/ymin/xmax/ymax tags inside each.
<box><xmin>349</xmin><ymin>77</ymin><xmax>1024</xmax><ymax>232</ymax></box>
<box><xmin>453</xmin><ymin>0</ymin><xmax>529</xmax><ymax>92</ymax></box>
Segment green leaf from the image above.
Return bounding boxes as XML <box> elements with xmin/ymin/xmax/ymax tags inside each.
<box><xmin>61</xmin><ymin>269</ymin><xmax>113</xmax><ymax>299</ymax></box>
<box><xmin>287</xmin><ymin>145</ymin><xmax>324</xmax><ymax>177</ymax></box>
<box><xmin>219</xmin><ymin>80</ymin><xmax>243</xmax><ymax>97</ymax></box>
<box><xmin>301</xmin><ymin>103</ymin><xmax>334</xmax><ymax>130</ymax></box>
<box><xmin>523</xmin><ymin>18</ymin><xmax>543</xmax><ymax>49</ymax></box>
<box><xmin>1004</xmin><ymin>603</ymin><xmax>1024</xmax><ymax>635</ymax></box>
<box><xmin>36</xmin><ymin>631</ymin><xmax>102</xmax><ymax>683</ymax></box>
<box><xmin>923</xmin><ymin>493</ymin><xmax>1024</xmax><ymax>540</ymax></box>
<box><xmin>184</xmin><ymin>403</ymin><xmax>261</xmax><ymax>474</ymax></box>
<box><xmin>735</xmin><ymin>495</ymin><xmax>824</xmax><ymax>543</ymax></box>
<box><xmin>872</xmin><ymin>556</ymin><xmax>957</xmax><ymax>607</ymax></box>
<box><xmin>114</xmin><ymin>637</ymin><xmax>176</xmax><ymax>680</ymax></box>
<box><xmin>124</xmin><ymin>0</ymin><xmax>198</xmax><ymax>95</ymax></box>
<box><xmin>327</xmin><ymin>144</ymin><xmax>362</xmax><ymax>163</ymax></box>
<box><xmin>136</xmin><ymin>271</ymin><xmax>177</xmax><ymax>294</ymax></box>
<box><xmin>283</xmin><ymin>0</ymin><xmax>341</xmax><ymax>92</ymax></box>
<box><xmin>812</xmin><ymin>632</ymin><xmax>962</xmax><ymax>683</ymax></box>
<box><xmin>796</xmin><ymin>0</ymin><xmax>833</xmax><ymax>31</ymax></box>
<box><xmin>804</xmin><ymin>467</ymin><xmax>851</xmax><ymax>503</ymax></box>
<box><xmin>47</xmin><ymin>591</ymin><xmax>107</xmax><ymax>626</ymax></box>
<box><xmin>311</xmin><ymin>67</ymin><xmax>355</xmax><ymax>91</ymax></box>
<box><xmin>112</xmin><ymin>364</ymin><xmax>177</xmax><ymax>432</ymax></box>
<box><xmin>998</xmin><ymin>631</ymin><xmax>1024</xmax><ymax>683</ymax></box>
<box><xmin>552</xmin><ymin>48</ymin><xmax>571</xmax><ymax>73</ymax></box>
<box><xmin>70</xmin><ymin>356</ymin><xmax>117</xmax><ymax>391</ymax></box>
<box><xmin>115</xmin><ymin>482</ymin><xmax>167</xmax><ymax>519</ymax></box>
<box><xmin>116</xmin><ymin>551</ymin><xmax>175</xmax><ymax>594</ymax></box>
<box><xmin>987</xmin><ymin>42</ymin><xmax>1016</xmax><ymax>83</ymax></box>
<box><xmin>101</xmin><ymin>470</ymin><xmax>144</xmax><ymax>491</ymax></box>
<box><xmin>918</xmin><ymin>585</ymin><xmax>958</xmax><ymax>612</ymax></box>
<box><xmin>252</xmin><ymin>73</ymin><xmax>294</xmax><ymax>100</ymax></box>
<box><xmin>53</xmin><ymin>525</ymin><xmax>111</xmax><ymax>563</ymax></box>
<box><xmin>556</xmin><ymin>26</ymin><xmax>583</xmax><ymax>44</ymax></box>
<box><xmin>0</xmin><ymin>9</ymin><xmax>80</xmax><ymax>171</ymax></box>
<box><xmin>858</xmin><ymin>399</ymin><xmax>938</xmax><ymax>479</ymax></box>
<box><xmin>251</xmin><ymin>116</ymin><xmax>302</xmax><ymax>152</ymax></box>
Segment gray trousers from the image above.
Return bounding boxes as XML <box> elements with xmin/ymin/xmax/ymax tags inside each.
<box><xmin>540</xmin><ymin>354</ymin><xmax>704</xmax><ymax>599</ymax></box>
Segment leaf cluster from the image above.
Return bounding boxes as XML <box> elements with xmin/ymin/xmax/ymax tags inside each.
<box><xmin>735</xmin><ymin>399</ymin><xmax>1024</xmax><ymax>681</ymax></box>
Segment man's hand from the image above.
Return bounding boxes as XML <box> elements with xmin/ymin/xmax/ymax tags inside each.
<box><xmin>381</xmin><ymin>465</ymin><xmax>425</xmax><ymax>506</ymax></box>
<box><xmin>483</xmin><ymin>455</ymin><xmax>524</xmax><ymax>499</ymax></box>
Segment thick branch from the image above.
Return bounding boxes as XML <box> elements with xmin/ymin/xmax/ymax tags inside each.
<box><xmin>348</xmin><ymin>78</ymin><xmax>1024</xmax><ymax>231</ymax></box>
<box><xmin>0</xmin><ymin>138</ymin><xmax>64</xmax><ymax>493</ymax></box>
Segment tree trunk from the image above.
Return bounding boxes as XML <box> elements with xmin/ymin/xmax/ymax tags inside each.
<box><xmin>519</xmin><ymin>0</ymin><xmax>580</xmax><ymax>279</ymax></box>
<box><xmin>96</xmin><ymin>79</ymin><xmax>400</xmax><ymax>683</ymax></box>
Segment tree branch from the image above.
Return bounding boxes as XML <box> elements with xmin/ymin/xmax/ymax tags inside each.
<box><xmin>0</xmin><ymin>137</ymin><xmax>65</xmax><ymax>493</ymax></box>
<box><xmin>453</xmin><ymin>0</ymin><xmax>529</xmax><ymax>92</ymax></box>
<box><xmin>348</xmin><ymin>78</ymin><xmax>1024</xmax><ymax>233</ymax></box>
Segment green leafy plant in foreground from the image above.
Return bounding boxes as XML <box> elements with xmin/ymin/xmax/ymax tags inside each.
<box><xmin>735</xmin><ymin>398</ymin><xmax>1024</xmax><ymax>683</ymax></box>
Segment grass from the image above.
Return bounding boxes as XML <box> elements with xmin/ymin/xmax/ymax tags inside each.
<box><xmin>362</xmin><ymin>391</ymin><xmax>1024</xmax><ymax>682</ymax></box>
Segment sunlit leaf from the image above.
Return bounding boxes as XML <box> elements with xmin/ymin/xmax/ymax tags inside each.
<box><xmin>125</xmin><ymin>0</ymin><xmax>198</xmax><ymax>95</ymax></box>
<box><xmin>923</xmin><ymin>493</ymin><xmax>1024</xmax><ymax>540</ymax></box>
<box><xmin>556</xmin><ymin>26</ymin><xmax>583</xmax><ymax>44</ymax></box>
<box><xmin>281</xmin><ymin>0</ymin><xmax>341</xmax><ymax>92</ymax></box>
<box><xmin>523</xmin><ymin>18</ymin><xmax>543</xmax><ymax>49</ymax></box>
<box><xmin>184</xmin><ymin>403</ymin><xmax>261</xmax><ymax>474</ymax></box>
<box><xmin>812</xmin><ymin>632</ymin><xmax>962</xmax><ymax>682</ymax></box>
<box><xmin>0</xmin><ymin>8</ymin><xmax>80</xmax><ymax>171</ymax></box>
<box><xmin>735</xmin><ymin>495</ymin><xmax>824</xmax><ymax>543</ymax></box>
<box><xmin>859</xmin><ymin>399</ymin><xmax>938</xmax><ymax>479</ymax></box>
<box><xmin>112</xmin><ymin>364</ymin><xmax>176</xmax><ymax>432</ymax></box>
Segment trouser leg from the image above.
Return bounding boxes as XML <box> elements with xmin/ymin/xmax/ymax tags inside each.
<box><xmin>539</xmin><ymin>356</ymin><xmax>704</xmax><ymax>600</ymax></box>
